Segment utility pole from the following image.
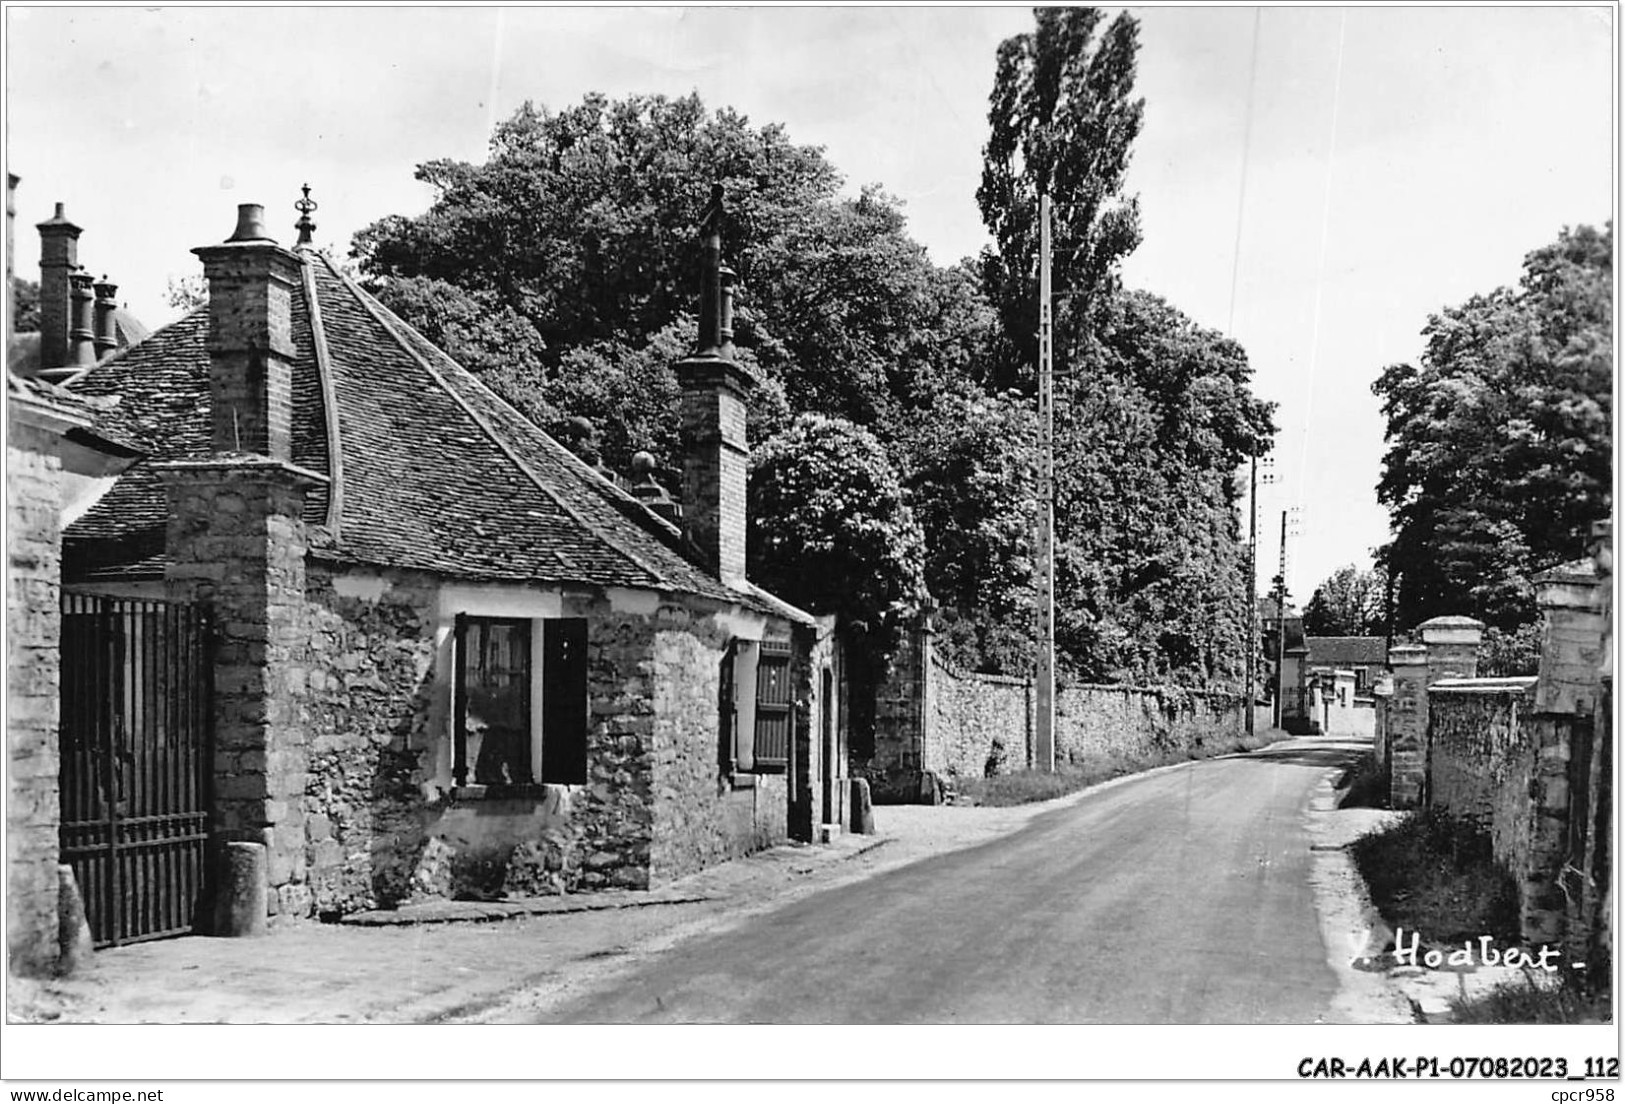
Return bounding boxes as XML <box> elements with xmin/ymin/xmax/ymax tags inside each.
<box><xmin>1273</xmin><ymin>509</ymin><xmax>1289</xmax><ymax>730</ymax></box>
<box><xmin>1035</xmin><ymin>194</ymin><xmax>1056</xmax><ymax>773</ymax></box>
<box><xmin>1245</xmin><ymin>455</ymin><xmax>1258</xmax><ymax>736</ymax></box>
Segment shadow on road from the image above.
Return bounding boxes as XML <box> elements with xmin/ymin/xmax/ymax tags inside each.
<box><xmin>1235</xmin><ymin>742</ymin><xmax>1369</xmax><ymax>771</ymax></box>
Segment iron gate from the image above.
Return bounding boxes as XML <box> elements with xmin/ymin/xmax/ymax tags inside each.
<box><xmin>59</xmin><ymin>594</ymin><xmax>212</xmax><ymax>947</ymax></box>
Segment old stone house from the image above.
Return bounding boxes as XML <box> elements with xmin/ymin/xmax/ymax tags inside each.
<box><xmin>43</xmin><ymin>192</ymin><xmax>847</xmax><ymax>939</ymax></box>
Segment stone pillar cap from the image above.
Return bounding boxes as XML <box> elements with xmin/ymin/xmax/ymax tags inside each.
<box><xmin>1534</xmin><ymin>558</ymin><xmax>1600</xmax><ymax>585</ymax></box>
<box><xmin>1388</xmin><ymin>643</ymin><xmax>1428</xmax><ymax>666</ymax></box>
<box><xmin>1418</xmin><ymin>615</ymin><xmax>1485</xmax><ymax>646</ymax></box>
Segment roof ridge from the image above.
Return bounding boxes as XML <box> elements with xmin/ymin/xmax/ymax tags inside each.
<box><xmin>319</xmin><ymin>255</ymin><xmax>673</xmax><ymax>590</ymax></box>
<box><xmin>301</xmin><ymin>254</ymin><xmax>345</xmax><ymax>537</ymax></box>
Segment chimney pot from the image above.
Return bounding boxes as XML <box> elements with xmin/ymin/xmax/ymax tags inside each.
<box><xmin>68</xmin><ymin>269</ymin><xmax>97</xmax><ymax>367</ymax></box>
<box><xmin>228</xmin><ymin>203</ymin><xmax>274</xmax><ymax>243</ymax></box>
<box><xmin>93</xmin><ymin>276</ymin><xmax>120</xmax><ymax>359</ymax></box>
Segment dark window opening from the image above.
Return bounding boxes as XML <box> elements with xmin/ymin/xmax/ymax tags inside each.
<box><xmin>453</xmin><ymin>615</ymin><xmax>588</xmax><ymax>789</ymax></box>
<box><xmin>541</xmin><ymin>618</ymin><xmax>588</xmax><ymax>785</ymax></box>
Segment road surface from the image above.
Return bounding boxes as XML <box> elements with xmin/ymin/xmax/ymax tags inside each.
<box><xmin>521</xmin><ymin>737</ymin><xmax>1363</xmax><ymax>1023</ymax></box>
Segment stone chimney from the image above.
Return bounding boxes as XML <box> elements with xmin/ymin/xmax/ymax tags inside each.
<box><xmin>36</xmin><ymin>202</ymin><xmax>81</xmax><ymax>371</ymax></box>
<box><xmin>68</xmin><ymin>269</ymin><xmax>96</xmax><ymax>368</ymax></box>
<box><xmin>191</xmin><ymin>203</ymin><xmax>301</xmax><ymax>459</ymax></box>
<box><xmin>674</xmin><ymin>184</ymin><xmax>755</xmax><ymax>585</ymax></box>
<box><xmin>93</xmin><ymin>276</ymin><xmax>119</xmax><ymax>359</ymax></box>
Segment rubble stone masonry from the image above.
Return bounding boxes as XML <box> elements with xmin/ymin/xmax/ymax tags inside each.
<box><xmin>7</xmin><ymin>418</ymin><xmax>66</xmax><ymax>975</ymax></box>
<box><xmin>159</xmin><ymin>457</ymin><xmax>319</xmax><ymax>921</ymax></box>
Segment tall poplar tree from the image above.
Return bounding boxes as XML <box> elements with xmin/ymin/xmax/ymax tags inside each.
<box><xmin>976</xmin><ymin>6</ymin><xmax>1145</xmax><ymax>388</ymax></box>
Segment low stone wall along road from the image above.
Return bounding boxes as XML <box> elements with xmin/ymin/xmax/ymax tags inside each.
<box><xmin>507</xmin><ymin>737</ymin><xmax>1367</xmax><ymax>1024</ymax></box>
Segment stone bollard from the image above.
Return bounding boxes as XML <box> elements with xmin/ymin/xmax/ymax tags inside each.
<box><xmin>213</xmin><ymin>841</ymin><xmax>268</xmax><ymax>937</ymax></box>
<box><xmin>56</xmin><ymin>865</ymin><xmax>94</xmax><ymax>975</ymax></box>
<box><xmin>849</xmin><ymin>778</ymin><xmax>875</xmax><ymax>835</ymax></box>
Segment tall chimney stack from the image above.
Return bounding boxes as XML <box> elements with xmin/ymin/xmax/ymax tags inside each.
<box><xmin>68</xmin><ymin>268</ymin><xmax>97</xmax><ymax>368</ymax></box>
<box><xmin>674</xmin><ymin>184</ymin><xmax>755</xmax><ymax>585</ymax></box>
<box><xmin>191</xmin><ymin>203</ymin><xmax>301</xmax><ymax>459</ymax></box>
<box><xmin>36</xmin><ymin>202</ymin><xmax>81</xmax><ymax>371</ymax></box>
<box><xmin>93</xmin><ymin>276</ymin><xmax>119</xmax><ymax>359</ymax></box>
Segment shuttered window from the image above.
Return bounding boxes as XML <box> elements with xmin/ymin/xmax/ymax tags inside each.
<box><xmin>752</xmin><ymin>640</ymin><xmax>793</xmax><ymax>771</ymax></box>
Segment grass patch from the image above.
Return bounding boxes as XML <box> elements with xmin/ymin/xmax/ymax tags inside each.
<box><xmin>953</xmin><ymin>726</ymin><xmax>1297</xmax><ymax>807</ymax></box>
<box><xmin>1349</xmin><ymin>808</ymin><xmax>1519</xmax><ymax>945</ymax></box>
<box><xmin>1336</xmin><ymin>750</ymin><xmax>1388</xmax><ymax>809</ymax></box>
<box><xmin>1450</xmin><ymin>973</ymin><xmax>1612</xmax><ymax>1024</ymax></box>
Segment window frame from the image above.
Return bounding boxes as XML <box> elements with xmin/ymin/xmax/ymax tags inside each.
<box><xmin>451</xmin><ymin>614</ymin><xmax>588</xmax><ymax>792</ymax></box>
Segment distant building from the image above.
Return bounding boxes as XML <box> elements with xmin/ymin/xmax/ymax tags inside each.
<box><xmin>9</xmin><ymin>202</ymin><xmax>148</xmax><ymax>382</ymax></box>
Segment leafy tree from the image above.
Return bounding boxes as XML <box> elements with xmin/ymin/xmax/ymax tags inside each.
<box><xmin>164</xmin><ymin>274</ymin><xmax>207</xmax><ymax>314</ymax></box>
<box><xmin>1374</xmin><ymin>224</ymin><xmax>1612</xmax><ymax>632</ymax></box>
<box><xmin>748</xmin><ymin>414</ymin><xmax>930</xmax><ymax>753</ymax></box>
<box><xmin>977</xmin><ymin>6</ymin><xmax>1145</xmax><ymax>388</ymax></box>
<box><xmin>351</xmin><ymin>94</ymin><xmax>992</xmax><ymax>448</ymax></box>
<box><xmin>1049</xmin><ymin>291</ymin><xmax>1274</xmax><ymax>684</ymax></box>
<box><xmin>901</xmin><ymin>386</ymin><xmax>1038</xmax><ymax>674</ymax></box>
<box><xmin>748</xmin><ymin>413</ymin><xmax>928</xmax><ymax>638</ymax></box>
<box><xmin>1478</xmin><ymin>622</ymin><xmax>1542</xmax><ymax>678</ymax></box>
<box><xmin>1303</xmin><ymin>564</ymin><xmax>1389</xmax><ymax>637</ymax></box>
<box><xmin>11</xmin><ymin>278</ymin><xmax>39</xmax><ymax>332</ymax></box>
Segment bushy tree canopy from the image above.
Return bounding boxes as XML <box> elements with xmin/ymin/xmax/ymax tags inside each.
<box><xmin>747</xmin><ymin>413</ymin><xmax>928</xmax><ymax>644</ymax></box>
<box><xmin>1303</xmin><ymin>564</ymin><xmax>1388</xmax><ymax>637</ymax></box>
<box><xmin>1374</xmin><ymin>223</ymin><xmax>1612</xmax><ymax>631</ymax></box>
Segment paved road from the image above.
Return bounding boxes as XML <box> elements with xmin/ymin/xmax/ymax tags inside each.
<box><xmin>524</xmin><ymin>737</ymin><xmax>1364</xmax><ymax>1024</ymax></box>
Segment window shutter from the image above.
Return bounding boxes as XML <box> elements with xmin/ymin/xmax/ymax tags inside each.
<box><xmin>752</xmin><ymin>640</ymin><xmax>793</xmax><ymax>770</ymax></box>
<box><xmin>719</xmin><ymin>640</ymin><xmax>737</xmax><ymax>772</ymax></box>
<box><xmin>541</xmin><ymin>618</ymin><xmax>588</xmax><ymax>785</ymax></box>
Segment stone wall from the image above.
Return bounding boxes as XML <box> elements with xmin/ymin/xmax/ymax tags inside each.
<box><xmin>1402</xmin><ymin>537</ymin><xmax>1612</xmax><ymax>957</ymax></box>
<box><xmin>869</xmin><ymin>620</ymin><xmax>1245</xmax><ymax>793</ymax></box>
<box><xmin>648</xmin><ymin>601</ymin><xmax>803</xmax><ymax>883</ymax></box>
<box><xmin>7</xmin><ymin>417</ymin><xmax>66</xmax><ymax>975</ymax></box>
<box><xmin>301</xmin><ymin>564</ymin><xmax>439</xmax><ymax>913</ymax></box>
<box><xmin>927</xmin><ymin>661</ymin><xmax>1029</xmax><ymax>780</ymax></box>
<box><xmin>1053</xmin><ymin>682</ymin><xmax>1246</xmax><ymax>771</ymax></box>
<box><xmin>296</xmin><ymin>569</ymin><xmax>794</xmax><ymax>909</ymax></box>
<box><xmin>1429</xmin><ymin>684</ymin><xmax>1583</xmax><ymax>946</ymax></box>
<box><xmin>1428</xmin><ymin>684</ymin><xmax>1536</xmax><ymax>836</ymax></box>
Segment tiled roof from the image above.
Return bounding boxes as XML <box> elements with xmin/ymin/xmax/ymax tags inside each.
<box><xmin>8</xmin><ymin>369</ymin><xmax>143</xmax><ymax>454</ymax></box>
<box><xmin>1306</xmin><ymin>636</ymin><xmax>1388</xmax><ymax>667</ymax></box>
<box><xmin>61</xmin><ymin>249</ymin><xmax>795</xmax><ymax>619</ymax></box>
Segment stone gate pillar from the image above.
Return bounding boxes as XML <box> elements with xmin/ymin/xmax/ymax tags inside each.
<box><xmin>1386</xmin><ymin>643</ymin><xmax>1429</xmax><ymax>809</ymax></box>
<box><xmin>158</xmin><ymin>457</ymin><xmax>322</xmax><ymax>922</ymax></box>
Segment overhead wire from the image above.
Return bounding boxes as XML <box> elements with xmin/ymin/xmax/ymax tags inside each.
<box><xmin>1291</xmin><ymin>8</ymin><xmax>1349</xmax><ymax>594</ymax></box>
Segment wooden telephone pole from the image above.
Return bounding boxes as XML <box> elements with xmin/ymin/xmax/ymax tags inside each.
<box><xmin>1035</xmin><ymin>194</ymin><xmax>1056</xmax><ymax>772</ymax></box>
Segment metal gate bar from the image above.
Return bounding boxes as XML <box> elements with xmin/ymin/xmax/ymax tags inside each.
<box><xmin>59</xmin><ymin>594</ymin><xmax>211</xmax><ymax>948</ymax></box>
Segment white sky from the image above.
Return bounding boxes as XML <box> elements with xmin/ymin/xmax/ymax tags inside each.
<box><xmin>4</xmin><ymin>3</ymin><xmax>1616</xmax><ymax>601</ymax></box>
